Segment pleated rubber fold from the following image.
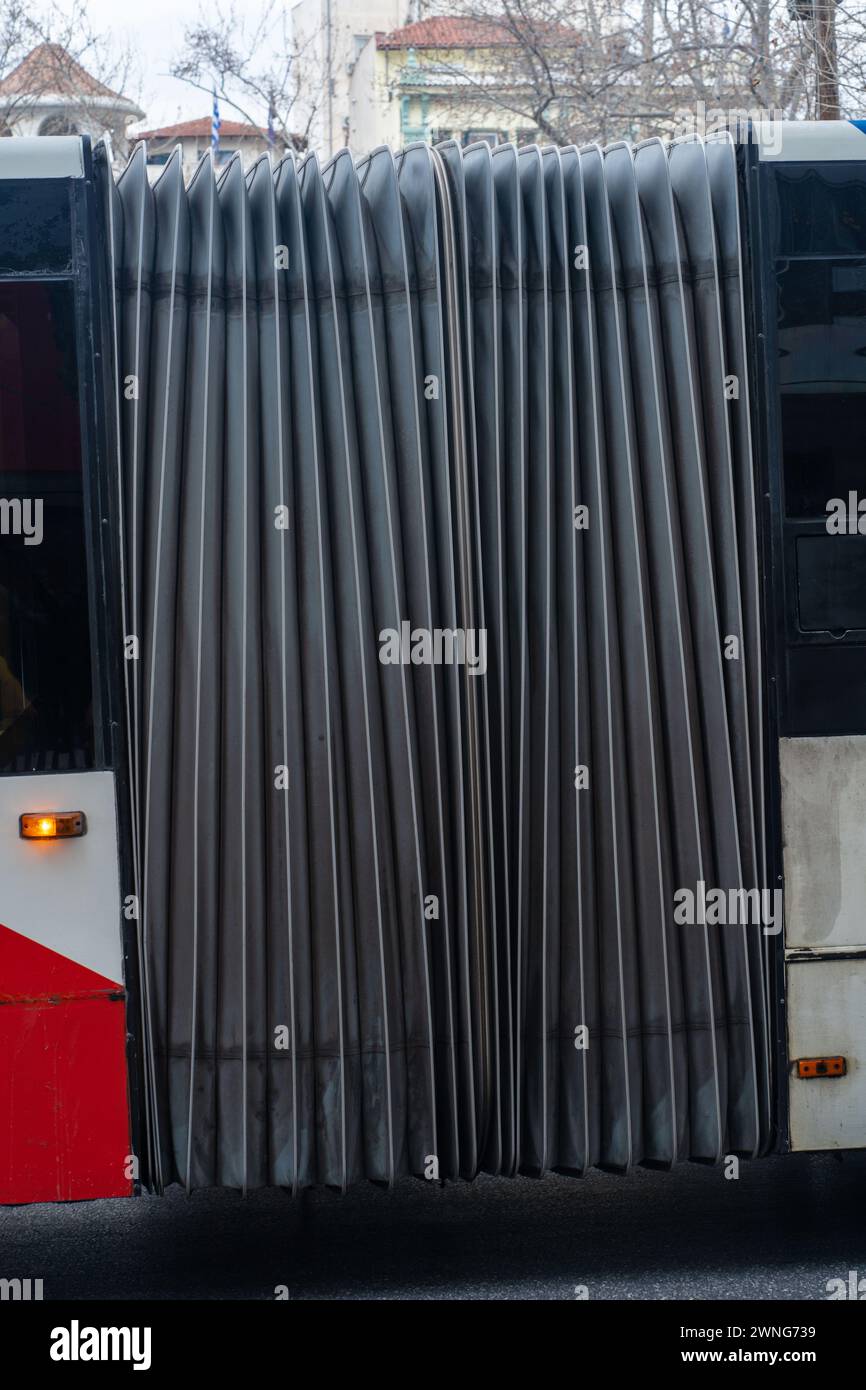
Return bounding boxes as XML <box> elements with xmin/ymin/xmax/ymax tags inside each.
<box><xmin>103</xmin><ymin>132</ymin><xmax>772</xmax><ymax>1190</ymax></box>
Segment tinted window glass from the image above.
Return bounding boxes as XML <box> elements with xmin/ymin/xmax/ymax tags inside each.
<box><xmin>0</xmin><ymin>182</ymin><xmax>73</xmax><ymax>274</ymax></box>
<box><xmin>773</xmin><ymin>164</ymin><xmax>866</xmax><ymax>257</ymax></box>
<box><xmin>797</xmin><ymin>535</ymin><xmax>866</xmax><ymax>633</ymax></box>
<box><xmin>0</xmin><ymin>280</ymin><xmax>93</xmax><ymax>772</ymax></box>
<box><xmin>778</xmin><ymin>258</ymin><xmax>866</xmax><ymax>516</ymax></box>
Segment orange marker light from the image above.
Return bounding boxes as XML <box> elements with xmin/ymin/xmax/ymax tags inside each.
<box><xmin>20</xmin><ymin>811</ymin><xmax>87</xmax><ymax>841</ymax></box>
<box><xmin>796</xmin><ymin>1056</ymin><xmax>846</xmax><ymax>1079</ymax></box>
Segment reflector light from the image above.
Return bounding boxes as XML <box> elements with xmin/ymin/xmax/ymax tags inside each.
<box><xmin>20</xmin><ymin>811</ymin><xmax>87</xmax><ymax>840</ymax></box>
<box><xmin>796</xmin><ymin>1057</ymin><xmax>846</xmax><ymax>1079</ymax></box>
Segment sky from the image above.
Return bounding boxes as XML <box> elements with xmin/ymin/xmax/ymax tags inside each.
<box><xmin>71</xmin><ymin>0</ymin><xmax>276</xmax><ymax>131</ymax></box>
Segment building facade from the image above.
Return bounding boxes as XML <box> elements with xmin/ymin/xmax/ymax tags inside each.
<box><xmin>350</xmin><ymin>17</ymin><xmax>542</xmax><ymax>152</ymax></box>
<box><xmin>131</xmin><ymin>118</ymin><xmax>277</xmax><ymax>183</ymax></box>
<box><xmin>292</xmin><ymin>0</ymin><xmax>412</xmax><ymax>159</ymax></box>
<box><xmin>0</xmin><ymin>43</ymin><xmax>143</xmax><ymax>156</ymax></box>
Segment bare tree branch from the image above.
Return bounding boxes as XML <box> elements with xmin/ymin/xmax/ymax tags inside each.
<box><xmin>170</xmin><ymin>2</ymin><xmax>323</xmax><ymax>149</ymax></box>
<box><xmin>0</xmin><ymin>0</ymin><xmax>139</xmax><ymax>140</ymax></box>
<box><xmin>418</xmin><ymin>0</ymin><xmax>859</xmax><ymax>143</ymax></box>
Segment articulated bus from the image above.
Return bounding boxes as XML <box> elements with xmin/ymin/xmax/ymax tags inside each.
<box><xmin>0</xmin><ymin>123</ymin><xmax>865</xmax><ymax>1204</ymax></box>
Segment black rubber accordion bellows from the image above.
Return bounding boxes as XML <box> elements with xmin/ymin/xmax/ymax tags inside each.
<box><xmin>101</xmin><ymin>132</ymin><xmax>772</xmax><ymax>1192</ymax></box>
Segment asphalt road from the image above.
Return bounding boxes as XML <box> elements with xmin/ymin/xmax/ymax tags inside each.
<box><xmin>2</xmin><ymin>1151</ymin><xmax>864</xmax><ymax>1300</ymax></box>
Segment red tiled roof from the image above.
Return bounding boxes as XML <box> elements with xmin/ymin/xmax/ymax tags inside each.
<box><xmin>377</xmin><ymin>17</ymin><xmax>516</xmax><ymax>49</ymax></box>
<box><xmin>0</xmin><ymin>42</ymin><xmax>128</xmax><ymax>101</ymax></box>
<box><xmin>133</xmin><ymin>117</ymin><xmax>267</xmax><ymax>142</ymax></box>
<box><xmin>376</xmin><ymin>15</ymin><xmax>579</xmax><ymax>51</ymax></box>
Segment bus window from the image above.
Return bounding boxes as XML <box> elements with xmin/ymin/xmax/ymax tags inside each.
<box><xmin>0</xmin><ymin>279</ymin><xmax>93</xmax><ymax>773</ymax></box>
<box><xmin>773</xmin><ymin>164</ymin><xmax>866</xmax><ymax>257</ymax></box>
<box><xmin>778</xmin><ymin>258</ymin><xmax>866</xmax><ymax>519</ymax></box>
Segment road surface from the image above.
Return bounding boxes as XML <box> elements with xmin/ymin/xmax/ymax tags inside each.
<box><xmin>2</xmin><ymin>1150</ymin><xmax>863</xmax><ymax>1300</ymax></box>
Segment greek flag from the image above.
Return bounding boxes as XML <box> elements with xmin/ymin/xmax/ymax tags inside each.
<box><xmin>267</xmin><ymin>102</ymin><xmax>276</xmax><ymax>149</ymax></box>
<box><xmin>211</xmin><ymin>90</ymin><xmax>221</xmax><ymax>153</ymax></box>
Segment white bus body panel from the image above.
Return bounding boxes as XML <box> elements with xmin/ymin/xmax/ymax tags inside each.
<box><xmin>787</xmin><ymin>960</ymin><xmax>866</xmax><ymax>1150</ymax></box>
<box><xmin>781</xmin><ymin>736</ymin><xmax>866</xmax><ymax>953</ymax></box>
<box><xmin>756</xmin><ymin>120</ymin><xmax>866</xmax><ymax>162</ymax></box>
<box><xmin>0</xmin><ymin>137</ymin><xmax>84</xmax><ymax>179</ymax></box>
<box><xmin>782</xmin><ymin>737</ymin><xmax>866</xmax><ymax>1149</ymax></box>
<box><xmin>0</xmin><ymin>770</ymin><xmax>123</xmax><ymax>983</ymax></box>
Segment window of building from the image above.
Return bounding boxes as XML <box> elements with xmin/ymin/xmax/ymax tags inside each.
<box><xmin>38</xmin><ymin>116</ymin><xmax>79</xmax><ymax>137</ymax></box>
<box><xmin>462</xmin><ymin>129</ymin><xmax>507</xmax><ymax>148</ymax></box>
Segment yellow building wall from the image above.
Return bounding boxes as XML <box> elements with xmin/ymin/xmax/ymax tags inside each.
<box><xmin>350</xmin><ymin>43</ymin><xmax>540</xmax><ymax>154</ymax></box>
